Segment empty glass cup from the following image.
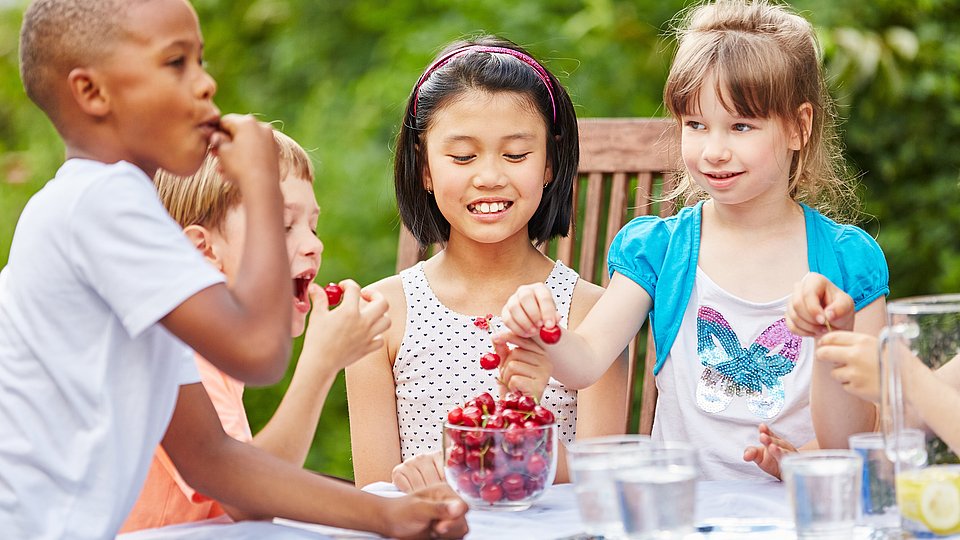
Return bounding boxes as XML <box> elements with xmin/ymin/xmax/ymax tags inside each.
<box><xmin>782</xmin><ymin>450</ymin><xmax>862</xmax><ymax>539</ymax></box>
<box><xmin>567</xmin><ymin>434</ymin><xmax>653</xmax><ymax>538</ymax></box>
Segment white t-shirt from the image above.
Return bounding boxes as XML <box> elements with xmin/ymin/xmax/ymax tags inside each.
<box><xmin>652</xmin><ymin>268</ymin><xmax>815</xmax><ymax>481</ymax></box>
<box><xmin>0</xmin><ymin>159</ymin><xmax>224</xmax><ymax>539</ymax></box>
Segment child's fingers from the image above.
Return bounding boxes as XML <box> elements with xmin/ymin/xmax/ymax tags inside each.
<box><xmin>336</xmin><ymin>279</ymin><xmax>362</xmax><ymax>304</ymax></box>
<box><xmin>507</xmin><ymin>283</ymin><xmax>556</xmax><ymax>336</ymax></box>
<box><xmin>526</xmin><ymin>285</ymin><xmax>559</xmax><ymax>329</ymax></box>
<box><xmin>359</xmin><ymin>289</ymin><xmax>390</xmax><ymax>320</ymax></box>
<box><xmin>307</xmin><ymin>282</ymin><xmax>328</xmax><ymax>310</ymax></box>
<box><xmin>492</xmin><ymin>335</ymin><xmax>512</xmax><ymax>360</ymax></box>
<box><xmin>415</xmin><ymin>485</ymin><xmax>469</xmax><ymax>537</ymax></box>
<box><xmin>767</xmin><ymin>442</ymin><xmax>785</xmax><ymax>461</ymax></box>
<box><xmin>501</xmin><ymin>300</ymin><xmax>537</xmax><ymax>338</ymax></box>
<box><xmin>785</xmin><ymin>300</ymin><xmax>822</xmax><ymax>337</ymax></box>
<box><xmin>213</xmin><ymin>113</ymin><xmax>244</xmax><ymax>138</ymax></box>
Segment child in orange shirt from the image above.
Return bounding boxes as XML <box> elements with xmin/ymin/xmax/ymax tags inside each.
<box><xmin>122</xmin><ymin>129</ymin><xmax>390</xmax><ymax>531</ymax></box>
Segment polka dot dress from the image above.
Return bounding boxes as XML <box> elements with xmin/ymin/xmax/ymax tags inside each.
<box><xmin>394</xmin><ymin>260</ymin><xmax>580</xmax><ymax>461</ymax></box>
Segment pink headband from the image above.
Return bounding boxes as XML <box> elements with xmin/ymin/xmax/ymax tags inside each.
<box><xmin>412</xmin><ymin>45</ymin><xmax>557</xmax><ymax>123</ymax></box>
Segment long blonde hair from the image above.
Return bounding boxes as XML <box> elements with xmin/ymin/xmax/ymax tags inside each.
<box><xmin>664</xmin><ymin>0</ymin><xmax>857</xmax><ymax>221</ymax></box>
<box><xmin>156</xmin><ymin>130</ymin><xmax>315</xmax><ymax>231</ymax></box>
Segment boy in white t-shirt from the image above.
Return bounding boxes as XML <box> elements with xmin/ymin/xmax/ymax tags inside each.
<box><xmin>1</xmin><ymin>1</ymin><xmax>467</xmax><ymax>539</ymax></box>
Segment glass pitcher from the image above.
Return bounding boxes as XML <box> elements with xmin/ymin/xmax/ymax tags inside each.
<box><xmin>879</xmin><ymin>294</ymin><xmax>960</xmax><ymax>468</ymax></box>
<box><xmin>879</xmin><ymin>295</ymin><xmax>960</xmax><ymax>537</ymax></box>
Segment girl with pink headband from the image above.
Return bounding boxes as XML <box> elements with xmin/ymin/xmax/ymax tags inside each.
<box><xmin>346</xmin><ymin>35</ymin><xmax>629</xmax><ymax>491</ymax></box>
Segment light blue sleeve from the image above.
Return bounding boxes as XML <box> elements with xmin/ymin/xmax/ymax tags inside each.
<box><xmin>606</xmin><ymin>215</ymin><xmax>672</xmax><ymax>299</ymax></box>
<box><xmin>832</xmin><ymin>225</ymin><xmax>890</xmax><ymax>310</ymax></box>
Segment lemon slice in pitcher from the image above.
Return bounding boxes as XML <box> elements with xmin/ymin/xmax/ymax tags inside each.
<box><xmin>898</xmin><ymin>467</ymin><xmax>960</xmax><ymax>535</ymax></box>
<box><xmin>921</xmin><ymin>480</ymin><xmax>960</xmax><ymax>533</ymax></box>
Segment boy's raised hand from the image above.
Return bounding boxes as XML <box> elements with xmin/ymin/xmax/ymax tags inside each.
<box><xmin>786</xmin><ymin>273</ymin><xmax>856</xmax><ymax>337</ymax></box>
<box><xmin>501</xmin><ymin>282</ymin><xmax>560</xmax><ymax>341</ymax></box>
<box><xmin>381</xmin><ymin>484</ymin><xmax>469</xmax><ymax>540</ymax></box>
<box><xmin>209</xmin><ymin>114</ymin><xmax>280</xmax><ymax>189</ymax></box>
<box><xmin>301</xmin><ymin>280</ymin><xmax>390</xmax><ymax>374</ymax></box>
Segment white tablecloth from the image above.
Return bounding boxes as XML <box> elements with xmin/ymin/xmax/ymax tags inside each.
<box><xmin>115</xmin><ymin>480</ymin><xmax>811</xmax><ymax>540</ymax></box>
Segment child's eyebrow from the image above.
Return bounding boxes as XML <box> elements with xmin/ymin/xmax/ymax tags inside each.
<box><xmin>160</xmin><ymin>39</ymin><xmax>203</xmax><ymax>54</ymax></box>
<box><xmin>441</xmin><ymin>133</ymin><xmax>537</xmax><ymax>144</ymax></box>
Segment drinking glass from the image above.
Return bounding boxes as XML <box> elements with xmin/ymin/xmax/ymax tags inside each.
<box><xmin>781</xmin><ymin>450</ymin><xmax>862</xmax><ymax>539</ymax></box>
<box><xmin>848</xmin><ymin>431</ymin><xmax>900</xmax><ymax>530</ymax></box>
<box><xmin>613</xmin><ymin>442</ymin><xmax>698</xmax><ymax>540</ymax></box>
<box><xmin>567</xmin><ymin>435</ymin><xmax>652</xmax><ymax>538</ymax></box>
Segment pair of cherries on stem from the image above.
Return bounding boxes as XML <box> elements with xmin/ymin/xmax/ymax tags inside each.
<box><xmin>475</xmin><ymin>316</ymin><xmax>562</xmax><ymax>371</ymax></box>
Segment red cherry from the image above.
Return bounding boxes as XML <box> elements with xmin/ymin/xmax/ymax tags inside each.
<box><xmin>447</xmin><ymin>407</ymin><xmax>464</xmax><ymax>425</ymax></box>
<box><xmin>479</xmin><ymin>352</ymin><xmax>501</xmax><ymax>370</ymax></box>
<box><xmin>502</xmin><ymin>409</ymin><xmax>524</xmax><ymax>426</ymax></box>
<box><xmin>461</xmin><ymin>406</ymin><xmax>482</xmax><ymax>427</ymax></box>
<box><xmin>539</xmin><ymin>324</ymin><xmax>561</xmax><ymax>344</ymax></box>
<box><xmin>503</xmin><ymin>424</ymin><xmax>525</xmax><ymax>447</ymax></box>
<box><xmin>447</xmin><ymin>445</ymin><xmax>465</xmax><ymax>466</ymax></box>
<box><xmin>502</xmin><ymin>392</ymin><xmax>521</xmax><ymax>410</ymax></box>
<box><xmin>483</xmin><ymin>413</ymin><xmax>505</xmax><ymax>430</ymax></box>
<box><xmin>465</xmin><ymin>448</ymin><xmax>483</xmax><ymax>469</ymax></box>
<box><xmin>516</xmin><ymin>394</ymin><xmax>536</xmax><ymax>412</ymax></box>
<box><xmin>456</xmin><ymin>472</ymin><xmax>479</xmax><ymax>497</ymax></box>
<box><xmin>470</xmin><ymin>468</ymin><xmax>493</xmax><ymax>487</ymax></box>
<box><xmin>533</xmin><ymin>405</ymin><xmax>555</xmax><ymax>425</ymax></box>
<box><xmin>475</xmin><ymin>392</ymin><xmax>496</xmax><ymax>412</ymax></box>
<box><xmin>463</xmin><ymin>430</ymin><xmax>487</xmax><ymax>449</ymax></box>
<box><xmin>526</xmin><ymin>453</ymin><xmax>547</xmax><ymax>476</ymax></box>
<box><xmin>480</xmin><ymin>482</ymin><xmax>504</xmax><ymax>503</ymax></box>
<box><xmin>501</xmin><ymin>473</ymin><xmax>525</xmax><ymax>494</ymax></box>
<box><xmin>324</xmin><ymin>283</ymin><xmax>343</xmax><ymax>306</ymax></box>
<box><xmin>507</xmin><ymin>487</ymin><xmax>529</xmax><ymax>501</ymax></box>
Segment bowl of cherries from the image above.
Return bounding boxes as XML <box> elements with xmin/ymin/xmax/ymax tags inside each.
<box><xmin>443</xmin><ymin>391</ymin><xmax>558</xmax><ymax>511</ymax></box>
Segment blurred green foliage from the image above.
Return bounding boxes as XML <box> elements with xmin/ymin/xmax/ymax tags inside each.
<box><xmin>1</xmin><ymin>0</ymin><xmax>958</xmax><ymax>481</ymax></box>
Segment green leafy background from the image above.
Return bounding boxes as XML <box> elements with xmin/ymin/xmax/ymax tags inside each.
<box><xmin>1</xmin><ymin>0</ymin><xmax>958</xmax><ymax>480</ymax></box>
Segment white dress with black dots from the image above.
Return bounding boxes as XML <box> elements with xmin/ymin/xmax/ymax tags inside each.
<box><xmin>395</xmin><ymin>260</ymin><xmax>580</xmax><ymax>461</ymax></box>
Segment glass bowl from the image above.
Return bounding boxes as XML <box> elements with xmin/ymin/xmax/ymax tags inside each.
<box><xmin>443</xmin><ymin>420</ymin><xmax>558</xmax><ymax>511</ymax></box>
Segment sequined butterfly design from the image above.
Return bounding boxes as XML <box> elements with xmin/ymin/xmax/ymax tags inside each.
<box><xmin>695</xmin><ymin>306</ymin><xmax>801</xmax><ymax>418</ymax></box>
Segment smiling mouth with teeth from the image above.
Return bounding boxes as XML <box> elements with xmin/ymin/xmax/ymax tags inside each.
<box><xmin>468</xmin><ymin>201</ymin><xmax>512</xmax><ymax>214</ymax></box>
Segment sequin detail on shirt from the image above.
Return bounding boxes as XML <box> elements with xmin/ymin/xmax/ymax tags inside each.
<box><xmin>695</xmin><ymin>306</ymin><xmax>801</xmax><ymax>418</ymax></box>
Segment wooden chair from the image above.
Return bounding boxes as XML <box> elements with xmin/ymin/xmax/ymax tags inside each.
<box><xmin>395</xmin><ymin>118</ymin><xmax>680</xmax><ymax>435</ymax></box>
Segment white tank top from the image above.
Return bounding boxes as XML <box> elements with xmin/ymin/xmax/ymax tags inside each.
<box><xmin>394</xmin><ymin>260</ymin><xmax>579</xmax><ymax>461</ymax></box>
<box><xmin>652</xmin><ymin>268</ymin><xmax>815</xmax><ymax>480</ymax></box>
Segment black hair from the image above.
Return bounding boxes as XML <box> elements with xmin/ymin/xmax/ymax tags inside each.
<box><xmin>394</xmin><ymin>35</ymin><xmax>579</xmax><ymax>247</ymax></box>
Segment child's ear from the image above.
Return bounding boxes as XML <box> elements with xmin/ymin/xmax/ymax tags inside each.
<box><xmin>67</xmin><ymin>68</ymin><xmax>109</xmax><ymax>118</ymax></box>
<box><xmin>422</xmin><ymin>165</ymin><xmax>433</xmax><ymax>194</ymax></box>
<box><xmin>789</xmin><ymin>102</ymin><xmax>814</xmax><ymax>151</ymax></box>
<box><xmin>182</xmin><ymin>225</ymin><xmax>222</xmax><ymax>270</ymax></box>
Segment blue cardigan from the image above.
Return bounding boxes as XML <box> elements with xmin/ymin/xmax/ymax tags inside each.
<box><xmin>607</xmin><ymin>201</ymin><xmax>890</xmax><ymax>375</ymax></box>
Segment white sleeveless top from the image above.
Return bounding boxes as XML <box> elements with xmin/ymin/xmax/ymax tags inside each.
<box><xmin>395</xmin><ymin>260</ymin><xmax>579</xmax><ymax>461</ymax></box>
<box><xmin>652</xmin><ymin>268</ymin><xmax>815</xmax><ymax>481</ymax></box>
